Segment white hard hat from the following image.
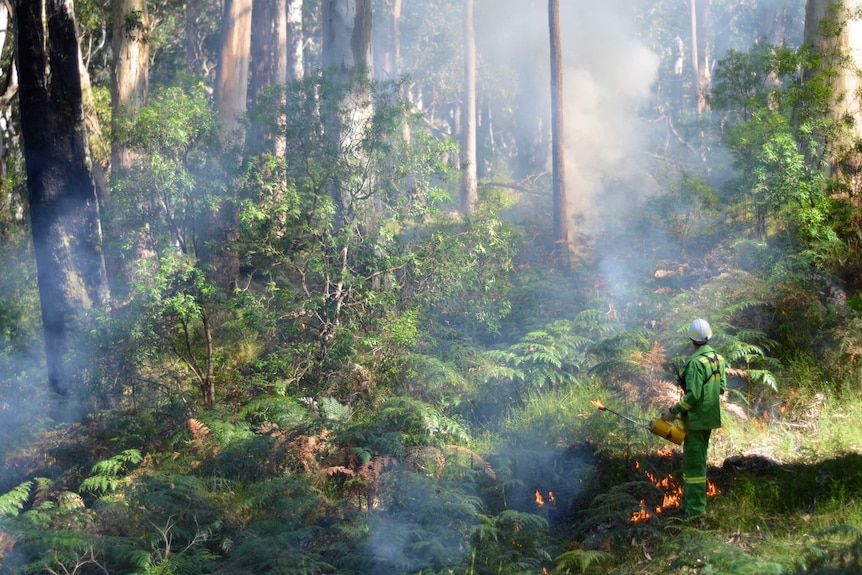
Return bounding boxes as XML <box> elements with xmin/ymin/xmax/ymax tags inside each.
<box><xmin>688</xmin><ymin>318</ymin><xmax>712</xmax><ymax>344</ymax></box>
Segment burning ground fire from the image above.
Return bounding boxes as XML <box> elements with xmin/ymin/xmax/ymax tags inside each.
<box><xmin>589</xmin><ymin>398</ymin><xmax>721</xmax><ymax>522</ymax></box>
<box><xmin>535</xmin><ymin>490</ymin><xmax>556</xmax><ymax>508</ymax></box>
<box><xmin>629</xmin><ymin>461</ymin><xmax>721</xmax><ymax>522</ymax></box>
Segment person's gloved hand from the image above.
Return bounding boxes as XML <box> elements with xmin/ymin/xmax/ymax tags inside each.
<box><xmin>661</xmin><ymin>408</ymin><xmax>676</xmax><ymax>422</ymax></box>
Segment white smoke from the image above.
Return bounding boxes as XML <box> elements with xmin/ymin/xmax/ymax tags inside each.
<box><xmin>475</xmin><ymin>0</ymin><xmax>661</xmax><ymax>232</ymax></box>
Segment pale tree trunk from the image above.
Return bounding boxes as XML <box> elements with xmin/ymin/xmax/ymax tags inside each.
<box><xmin>0</xmin><ymin>1</ymin><xmax>16</xmax><ymax>196</ymax></box>
<box><xmin>322</xmin><ymin>0</ymin><xmax>372</xmax><ymax>81</ymax></box>
<box><xmin>322</xmin><ymin>0</ymin><xmax>373</xmax><ymax>225</ymax></box>
<box><xmin>13</xmin><ymin>0</ymin><xmax>111</xmax><ymax>417</ymax></box>
<box><xmin>205</xmin><ymin>0</ymin><xmax>252</xmax><ymax>291</ymax></box>
<box><xmin>548</xmin><ymin>0</ymin><xmax>569</xmax><ymax>261</ymax></box>
<box><xmin>110</xmin><ymin>0</ymin><xmax>148</xmax><ymax>172</ymax></box>
<box><xmin>107</xmin><ymin>0</ymin><xmax>149</xmax><ymax>300</ymax></box>
<box><xmin>804</xmin><ymin>0</ymin><xmax>862</xmax><ymax>188</ymax></box>
<box><xmin>215</xmin><ymin>0</ymin><xmax>252</xmax><ymax>132</ymax></box>
<box><xmin>461</xmin><ymin>0</ymin><xmax>477</xmax><ymax>214</ymax></box>
<box><xmin>691</xmin><ymin>0</ymin><xmax>712</xmax><ymax>114</ymax></box>
<box><xmin>286</xmin><ymin>0</ymin><xmax>304</xmax><ymax>81</ymax></box>
<box><xmin>273</xmin><ymin>0</ymin><xmax>288</xmax><ymax>85</ymax></box>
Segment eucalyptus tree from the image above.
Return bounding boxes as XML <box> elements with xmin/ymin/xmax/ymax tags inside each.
<box><xmin>12</xmin><ymin>0</ymin><xmax>111</xmax><ymax>414</ymax></box>
<box><xmin>462</xmin><ymin>0</ymin><xmax>477</xmax><ymax>213</ymax></box>
<box><xmin>287</xmin><ymin>0</ymin><xmax>304</xmax><ymax>80</ymax></box>
<box><xmin>804</xmin><ymin>0</ymin><xmax>862</xmax><ymax>184</ymax></box>
<box><xmin>215</xmin><ymin>0</ymin><xmax>252</xmax><ymax>132</ymax></box>
<box><xmin>548</xmin><ymin>0</ymin><xmax>568</xmax><ymax>259</ymax></box>
<box><xmin>110</xmin><ymin>0</ymin><xmax>149</xmax><ymax>173</ymax></box>
<box><xmin>321</xmin><ymin>0</ymin><xmax>373</xmax><ymax>225</ymax></box>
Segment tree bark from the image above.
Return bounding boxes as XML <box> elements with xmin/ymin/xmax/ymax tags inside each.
<box><xmin>286</xmin><ymin>0</ymin><xmax>304</xmax><ymax>81</ymax></box>
<box><xmin>322</xmin><ymin>0</ymin><xmax>373</xmax><ymax>225</ymax></box>
<box><xmin>461</xmin><ymin>0</ymin><xmax>477</xmax><ymax>214</ymax></box>
<box><xmin>13</xmin><ymin>0</ymin><xmax>111</xmax><ymax>411</ymax></box>
<box><xmin>322</xmin><ymin>0</ymin><xmax>372</xmax><ymax>81</ymax></box>
<box><xmin>691</xmin><ymin>0</ymin><xmax>712</xmax><ymax>114</ymax></box>
<box><xmin>548</xmin><ymin>0</ymin><xmax>569</xmax><ymax>260</ymax></box>
<box><xmin>804</xmin><ymin>0</ymin><xmax>862</xmax><ymax>183</ymax></box>
<box><xmin>110</xmin><ymin>0</ymin><xmax>149</xmax><ymax>172</ymax></box>
<box><xmin>215</xmin><ymin>0</ymin><xmax>252</xmax><ymax>132</ymax></box>
<box><xmin>250</xmin><ymin>0</ymin><xmax>274</xmax><ymax>107</ymax></box>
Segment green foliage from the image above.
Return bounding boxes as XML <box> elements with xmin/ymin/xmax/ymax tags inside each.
<box><xmin>476</xmin><ymin>320</ymin><xmax>593</xmax><ymax>413</ymax></box>
<box><xmin>662</xmin><ymin>527</ymin><xmax>786</xmax><ymax>574</ymax></box>
<box><xmin>470</xmin><ymin>509</ymin><xmax>552</xmax><ymax>574</ymax></box>
<box><xmin>80</xmin><ymin>449</ymin><xmax>143</xmax><ymax>496</ymax></box>
<box><xmin>110</xmin><ymin>82</ymin><xmax>226</xmax><ymax>264</ymax></box>
<box><xmin>0</xmin><ymin>481</ymin><xmax>32</xmax><ymax>517</ymax></box>
<box><xmin>552</xmin><ymin>549</ymin><xmax>613</xmax><ymax>575</ymax></box>
<box><xmin>642</xmin><ymin>172</ymin><xmax>725</xmax><ymax>258</ymax></box>
<box><xmin>369</xmin><ymin>468</ymin><xmax>484</xmax><ymax>574</ymax></box>
<box><xmin>360</xmin><ymin>396</ymin><xmax>470</xmax><ymax>455</ymax></box>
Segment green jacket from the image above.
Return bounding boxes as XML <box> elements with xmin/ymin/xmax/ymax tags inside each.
<box><xmin>671</xmin><ymin>345</ymin><xmax>726</xmax><ymax>430</ymax></box>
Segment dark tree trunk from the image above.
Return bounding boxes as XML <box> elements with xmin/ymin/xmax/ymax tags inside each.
<box><xmin>250</xmin><ymin>0</ymin><xmax>275</xmax><ymax>108</ymax></box>
<box><xmin>13</xmin><ymin>0</ymin><xmax>111</xmax><ymax>412</ymax></box>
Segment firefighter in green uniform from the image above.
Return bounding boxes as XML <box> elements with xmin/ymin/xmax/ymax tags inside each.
<box><xmin>661</xmin><ymin>318</ymin><xmax>726</xmax><ymax>519</ymax></box>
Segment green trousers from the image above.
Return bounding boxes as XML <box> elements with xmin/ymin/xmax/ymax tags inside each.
<box><xmin>681</xmin><ymin>428</ymin><xmax>712</xmax><ymax>517</ymax></box>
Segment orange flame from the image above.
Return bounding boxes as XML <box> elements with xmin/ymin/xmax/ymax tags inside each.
<box><xmin>629</xmin><ymin>469</ymin><xmax>722</xmax><ymax>521</ymax></box>
<box><xmin>630</xmin><ymin>500</ymin><xmax>651</xmax><ymax>522</ymax></box>
<box><xmin>535</xmin><ymin>490</ymin><xmax>556</xmax><ymax>508</ymax></box>
<box><xmin>590</xmin><ymin>399</ymin><xmax>606</xmax><ymax>409</ymax></box>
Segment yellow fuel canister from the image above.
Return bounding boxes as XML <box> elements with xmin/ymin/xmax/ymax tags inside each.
<box><xmin>650</xmin><ymin>418</ymin><xmax>686</xmax><ymax>445</ymax></box>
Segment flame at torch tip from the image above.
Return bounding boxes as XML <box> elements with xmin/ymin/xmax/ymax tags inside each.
<box><xmin>590</xmin><ymin>399</ymin><xmax>606</xmax><ymax>410</ymax></box>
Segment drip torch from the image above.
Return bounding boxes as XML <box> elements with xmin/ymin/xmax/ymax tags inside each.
<box><xmin>590</xmin><ymin>399</ymin><xmax>686</xmax><ymax>446</ymax></box>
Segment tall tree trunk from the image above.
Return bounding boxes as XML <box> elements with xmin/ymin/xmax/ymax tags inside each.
<box><xmin>804</xmin><ymin>0</ymin><xmax>862</xmax><ymax>187</ymax></box>
<box><xmin>108</xmin><ymin>0</ymin><xmax>149</xmax><ymax>294</ymax></box>
<box><xmin>250</xmin><ymin>0</ymin><xmax>274</xmax><ymax>108</ymax></box>
<box><xmin>110</xmin><ymin>0</ymin><xmax>149</xmax><ymax>172</ymax></box>
<box><xmin>691</xmin><ymin>0</ymin><xmax>712</xmax><ymax>114</ymax></box>
<box><xmin>461</xmin><ymin>0</ymin><xmax>477</xmax><ymax>214</ymax></box>
<box><xmin>322</xmin><ymin>0</ymin><xmax>373</xmax><ymax>225</ymax></box>
<box><xmin>13</xmin><ymin>0</ymin><xmax>110</xmax><ymax>415</ymax></box>
<box><xmin>322</xmin><ymin>0</ymin><xmax>372</xmax><ymax>81</ymax></box>
<box><xmin>548</xmin><ymin>0</ymin><xmax>569</xmax><ymax>261</ymax></box>
<box><xmin>286</xmin><ymin>0</ymin><xmax>304</xmax><ymax>80</ymax></box>
<box><xmin>205</xmin><ymin>0</ymin><xmax>252</xmax><ymax>291</ymax></box>
<box><xmin>215</xmin><ymin>0</ymin><xmax>252</xmax><ymax>132</ymax></box>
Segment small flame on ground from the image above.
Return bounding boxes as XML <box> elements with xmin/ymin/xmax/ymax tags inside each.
<box><xmin>535</xmin><ymin>490</ymin><xmax>556</xmax><ymax>508</ymax></box>
<box><xmin>631</xmin><ymin>500</ymin><xmax>651</xmax><ymax>523</ymax></box>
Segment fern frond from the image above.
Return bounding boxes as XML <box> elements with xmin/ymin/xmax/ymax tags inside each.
<box><xmin>0</xmin><ymin>481</ymin><xmax>32</xmax><ymax>517</ymax></box>
<box><xmin>553</xmin><ymin>549</ymin><xmax>613</xmax><ymax>574</ymax></box>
